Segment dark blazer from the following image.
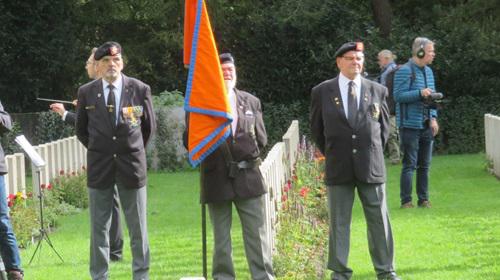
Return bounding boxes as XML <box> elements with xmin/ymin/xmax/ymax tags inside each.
<box><xmin>310</xmin><ymin>76</ymin><xmax>390</xmax><ymax>185</ymax></box>
<box><xmin>186</xmin><ymin>89</ymin><xmax>268</xmax><ymax>203</ymax></box>
<box><xmin>65</xmin><ymin>111</ymin><xmax>76</xmax><ymax>125</ymax></box>
<box><xmin>0</xmin><ymin>100</ymin><xmax>12</xmax><ymax>175</ymax></box>
<box><xmin>76</xmin><ymin>74</ymin><xmax>156</xmax><ymax>189</ymax></box>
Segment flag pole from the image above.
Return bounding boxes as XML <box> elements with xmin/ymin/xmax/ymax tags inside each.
<box><xmin>202</xmin><ymin>203</ymin><xmax>207</xmax><ymax>279</ymax></box>
<box><xmin>200</xmin><ymin>165</ymin><xmax>208</xmax><ymax>279</ymax></box>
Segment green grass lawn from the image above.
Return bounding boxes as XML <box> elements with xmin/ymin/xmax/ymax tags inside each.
<box><xmin>326</xmin><ymin>154</ymin><xmax>500</xmax><ymax>280</ymax></box>
<box><xmin>21</xmin><ymin>171</ymin><xmax>252</xmax><ymax>280</ymax></box>
<box><xmin>20</xmin><ymin>154</ymin><xmax>500</xmax><ymax>279</ymax></box>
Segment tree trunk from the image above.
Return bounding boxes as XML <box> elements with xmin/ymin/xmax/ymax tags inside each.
<box><xmin>371</xmin><ymin>0</ymin><xmax>392</xmax><ymax>38</ymax></box>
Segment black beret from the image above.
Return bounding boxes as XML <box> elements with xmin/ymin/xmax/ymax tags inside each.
<box><xmin>94</xmin><ymin>41</ymin><xmax>122</xmax><ymax>61</ymax></box>
<box><xmin>334</xmin><ymin>42</ymin><xmax>364</xmax><ymax>58</ymax></box>
<box><xmin>219</xmin><ymin>53</ymin><xmax>235</xmax><ymax>64</ymax></box>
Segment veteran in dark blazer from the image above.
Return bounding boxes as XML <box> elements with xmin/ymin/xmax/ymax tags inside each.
<box><xmin>187</xmin><ymin>53</ymin><xmax>274</xmax><ymax>280</ymax></box>
<box><xmin>310</xmin><ymin>42</ymin><xmax>400</xmax><ymax>280</ymax></box>
<box><xmin>52</xmin><ymin>47</ymin><xmax>124</xmax><ymax>261</ymax></box>
<box><xmin>76</xmin><ymin>41</ymin><xmax>156</xmax><ymax>280</ymax></box>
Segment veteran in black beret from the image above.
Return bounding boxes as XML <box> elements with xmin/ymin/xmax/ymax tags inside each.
<box><xmin>76</xmin><ymin>41</ymin><xmax>156</xmax><ymax>280</ymax></box>
<box><xmin>310</xmin><ymin>42</ymin><xmax>401</xmax><ymax>280</ymax></box>
<box><xmin>183</xmin><ymin>52</ymin><xmax>274</xmax><ymax>279</ymax></box>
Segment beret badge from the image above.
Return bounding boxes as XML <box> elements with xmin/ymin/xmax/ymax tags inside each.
<box><xmin>110</xmin><ymin>46</ymin><xmax>118</xmax><ymax>56</ymax></box>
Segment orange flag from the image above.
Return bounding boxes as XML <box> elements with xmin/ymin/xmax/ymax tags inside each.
<box><xmin>184</xmin><ymin>0</ymin><xmax>232</xmax><ymax>167</ymax></box>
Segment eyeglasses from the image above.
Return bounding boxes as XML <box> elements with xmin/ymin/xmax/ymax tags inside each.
<box><xmin>342</xmin><ymin>56</ymin><xmax>364</xmax><ymax>62</ymax></box>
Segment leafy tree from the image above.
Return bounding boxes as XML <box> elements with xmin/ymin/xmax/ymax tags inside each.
<box><xmin>0</xmin><ymin>0</ymin><xmax>84</xmax><ymax>112</ymax></box>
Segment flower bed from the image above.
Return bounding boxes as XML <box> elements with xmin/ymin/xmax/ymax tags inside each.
<box><xmin>9</xmin><ymin>168</ymin><xmax>87</xmax><ymax>247</ymax></box>
<box><xmin>274</xmin><ymin>137</ymin><xmax>329</xmax><ymax>279</ymax></box>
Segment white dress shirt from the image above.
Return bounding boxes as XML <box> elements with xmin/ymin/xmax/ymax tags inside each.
<box><xmin>228</xmin><ymin>88</ymin><xmax>238</xmax><ymax>136</ymax></box>
<box><xmin>102</xmin><ymin>75</ymin><xmax>123</xmax><ymax>124</ymax></box>
<box><xmin>338</xmin><ymin>73</ymin><xmax>361</xmax><ymax>118</ymax></box>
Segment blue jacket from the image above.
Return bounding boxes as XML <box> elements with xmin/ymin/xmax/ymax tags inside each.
<box><xmin>393</xmin><ymin>59</ymin><xmax>437</xmax><ymax>129</ymax></box>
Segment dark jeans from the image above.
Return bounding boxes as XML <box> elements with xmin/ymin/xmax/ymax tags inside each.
<box><xmin>0</xmin><ymin>175</ymin><xmax>22</xmax><ymax>272</ymax></box>
<box><xmin>399</xmin><ymin>127</ymin><xmax>434</xmax><ymax>205</ymax></box>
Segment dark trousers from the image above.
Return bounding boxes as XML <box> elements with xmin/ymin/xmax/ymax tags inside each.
<box><xmin>399</xmin><ymin>126</ymin><xmax>434</xmax><ymax>204</ymax></box>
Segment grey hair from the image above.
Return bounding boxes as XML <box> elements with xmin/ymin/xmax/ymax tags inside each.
<box><xmin>378</xmin><ymin>49</ymin><xmax>397</xmax><ymax>61</ymax></box>
<box><xmin>412</xmin><ymin>37</ymin><xmax>434</xmax><ymax>56</ymax></box>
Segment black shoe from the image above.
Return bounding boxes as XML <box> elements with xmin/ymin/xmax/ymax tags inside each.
<box><xmin>7</xmin><ymin>270</ymin><xmax>23</xmax><ymax>280</ymax></box>
<box><xmin>379</xmin><ymin>276</ymin><xmax>401</xmax><ymax>280</ymax></box>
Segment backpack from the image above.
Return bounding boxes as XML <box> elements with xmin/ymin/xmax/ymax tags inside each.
<box><xmin>384</xmin><ymin>63</ymin><xmax>415</xmax><ymax>115</ymax></box>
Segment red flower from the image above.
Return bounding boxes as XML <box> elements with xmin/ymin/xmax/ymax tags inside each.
<box><xmin>41</xmin><ymin>183</ymin><xmax>46</xmax><ymax>189</ymax></box>
<box><xmin>283</xmin><ymin>181</ymin><xmax>291</xmax><ymax>192</ymax></box>
<box><xmin>46</xmin><ymin>184</ymin><xmax>52</xmax><ymax>190</ymax></box>
<box><xmin>59</xmin><ymin>170</ymin><xmax>65</xmax><ymax>175</ymax></box>
<box><xmin>7</xmin><ymin>194</ymin><xmax>16</xmax><ymax>208</ymax></box>
<box><xmin>281</xmin><ymin>194</ymin><xmax>288</xmax><ymax>202</ymax></box>
<box><xmin>299</xmin><ymin>187</ymin><xmax>310</xmax><ymax>198</ymax></box>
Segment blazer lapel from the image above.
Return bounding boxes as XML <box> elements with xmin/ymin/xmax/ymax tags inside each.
<box><xmin>94</xmin><ymin>79</ymin><xmax>114</xmax><ymax>131</ymax></box>
<box><xmin>119</xmin><ymin>74</ymin><xmax>134</xmax><ymax>126</ymax></box>
<box><xmin>234</xmin><ymin>89</ymin><xmax>244</xmax><ymax>133</ymax></box>
<box><xmin>331</xmin><ymin>78</ymin><xmax>349</xmax><ymax>126</ymax></box>
<box><xmin>355</xmin><ymin>79</ymin><xmax>371</xmax><ymax>129</ymax></box>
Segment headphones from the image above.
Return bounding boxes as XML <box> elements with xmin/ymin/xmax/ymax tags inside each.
<box><xmin>416</xmin><ymin>44</ymin><xmax>425</xmax><ymax>58</ymax></box>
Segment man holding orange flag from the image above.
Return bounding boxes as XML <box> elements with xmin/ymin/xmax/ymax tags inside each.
<box><xmin>183</xmin><ymin>1</ymin><xmax>274</xmax><ymax>278</ymax></box>
<box><xmin>200</xmin><ymin>53</ymin><xmax>275</xmax><ymax>280</ymax></box>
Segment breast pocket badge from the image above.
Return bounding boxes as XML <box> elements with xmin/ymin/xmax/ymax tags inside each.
<box><xmin>122</xmin><ymin>106</ymin><xmax>143</xmax><ymax>128</ymax></box>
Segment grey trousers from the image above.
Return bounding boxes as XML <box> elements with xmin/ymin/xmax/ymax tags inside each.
<box><xmin>327</xmin><ymin>183</ymin><xmax>396</xmax><ymax>280</ymax></box>
<box><xmin>88</xmin><ymin>185</ymin><xmax>149</xmax><ymax>280</ymax></box>
<box><xmin>110</xmin><ymin>186</ymin><xmax>124</xmax><ymax>260</ymax></box>
<box><xmin>208</xmin><ymin>195</ymin><xmax>274</xmax><ymax>280</ymax></box>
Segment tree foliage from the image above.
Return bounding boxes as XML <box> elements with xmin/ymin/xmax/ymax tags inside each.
<box><xmin>0</xmin><ymin>0</ymin><xmax>498</xmax><ymax>153</ymax></box>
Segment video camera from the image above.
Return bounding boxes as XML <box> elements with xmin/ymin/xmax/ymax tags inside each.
<box><xmin>423</xmin><ymin>92</ymin><xmax>445</xmax><ymax>109</ymax></box>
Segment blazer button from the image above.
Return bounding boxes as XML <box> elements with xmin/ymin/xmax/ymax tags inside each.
<box><xmin>112</xmin><ymin>136</ymin><xmax>116</xmax><ymax>140</ymax></box>
<box><xmin>352</xmin><ymin>135</ymin><xmax>357</xmax><ymax>139</ymax></box>
<box><xmin>353</xmin><ymin>149</ymin><xmax>357</xmax><ymax>154</ymax></box>
<box><xmin>113</xmin><ymin>154</ymin><xmax>117</xmax><ymax>158</ymax></box>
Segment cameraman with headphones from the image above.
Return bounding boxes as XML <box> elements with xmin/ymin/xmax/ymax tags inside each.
<box><xmin>394</xmin><ymin>37</ymin><xmax>439</xmax><ymax>209</ymax></box>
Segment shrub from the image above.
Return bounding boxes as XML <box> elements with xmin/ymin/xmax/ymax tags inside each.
<box><xmin>147</xmin><ymin>90</ymin><xmax>191</xmax><ymax>171</ymax></box>
<box><xmin>35</xmin><ymin>111</ymin><xmax>75</xmax><ymax>144</ymax></box>
<box><xmin>50</xmin><ymin>169</ymin><xmax>88</xmax><ymax>209</ymax></box>
<box><xmin>0</xmin><ymin>121</ymin><xmax>23</xmax><ymax>155</ymax></box>
<box><xmin>8</xmin><ymin>192</ymin><xmax>38</xmax><ymax>248</ymax></box>
<box><xmin>262</xmin><ymin>100</ymin><xmax>309</xmax><ymax>152</ymax></box>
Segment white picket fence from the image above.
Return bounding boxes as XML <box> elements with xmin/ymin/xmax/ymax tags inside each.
<box><xmin>260</xmin><ymin>120</ymin><xmax>300</xmax><ymax>255</ymax></box>
<box><xmin>4</xmin><ymin>121</ymin><xmax>300</xmax><ymax>255</ymax></box>
<box><xmin>4</xmin><ymin>153</ymin><xmax>25</xmax><ymax>195</ymax></box>
<box><xmin>485</xmin><ymin>114</ymin><xmax>500</xmax><ymax>177</ymax></box>
<box><xmin>4</xmin><ymin>136</ymin><xmax>87</xmax><ymax>195</ymax></box>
